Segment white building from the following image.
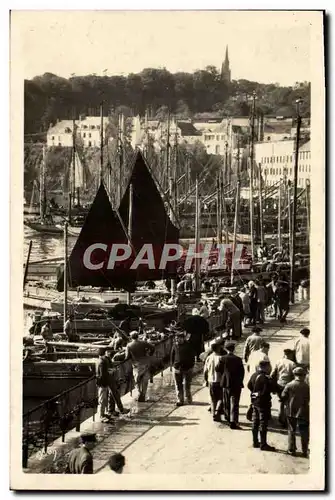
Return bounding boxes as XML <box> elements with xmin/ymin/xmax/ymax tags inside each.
<box><xmin>255</xmin><ymin>139</ymin><xmax>311</xmax><ymax>188</ymax></box>
<box><xmin>47</xmin><ymin>116</ymin><xmax>108</xmax><ymax>148</ymax></box>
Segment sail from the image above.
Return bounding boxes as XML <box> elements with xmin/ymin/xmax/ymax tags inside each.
<box><xmin>72</xmin><ymin>151</ymin><xmax>84</xmax><ymax>189</ymax></box>
<box><xmin>57</xmin><ymin>182</ymin><xmax>136</xmax><ymax>292</ymax></box>
<box><xmin>118</xmin><ymin>149</ymin><xmax>180</xmax><ymax>282</ymax></box>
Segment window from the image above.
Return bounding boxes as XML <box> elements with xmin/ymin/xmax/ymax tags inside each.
<box><xmin>97</xmin><ymin>125</ymin><xmax>100</xmax><ymax>130</ymax></box>
<box><xmin>299</xmin><ymin>166</ymin><xmax>301</xmax><ymax>172</ymax></box>
<box><xmin>276</xmin><ymin>156</ymin><xmax>279</xmax><ymax>163</ymax></box>
<box><xmin>215</xmin><ymin>145</ymin><xmax>220</xmax><ymax>154</ymax></box>
<box><xmin>276</xmin><ymin>168</ymin><xmax>278</xmax><ymax>175</ymax></box>
<box><xmin>267</xmin><ymin>136</ymin><xmax>271</xmax><ymax>141</ymax></box>
<box><xmin>90</xmin><ymin>125</ymin><xmax>95</xmax><ymax>130</ymax></box>
<box><xmin>58</xmin><ymin>142</ymin><xmax>61</xmax><ymax>147</ymax></box>
<box><xmin>89</xmin><ymin>133</ymin><xmax>92</xmax><ymax>138</ymax></box>
<box><xmin>309</xmin><ymin>166</ymin><xmax>311</xmax><ymax>173</ymax></box>
<box><xmin>88</xmin><ymin>141</ymin><xmax>92</xmax><ymax>147</ymax></box>
<box><xmin>58</xmin><ymin>136</ymin><xmax>61</xmax><ymax>141</ymax></box>
<box><xmin>83</xmin><ymin>133</ymin><xmax>86</xmax><ymax>138</ymax></box>
<box><xmin>290</xmin><ymin>168</ymin><xmax>292</xmax><ymax>175</ymax></box>
<box><xmin>279</xmin><ymin>168</ymin><xmax>282</xmax><ymax>175</ymax></box>
<box><xmin>279</xmin><ymin>156</ymin><xmax>282</xmax><ymax>162</ymax></box>
<box><xmin>221</xmin><ymin>135</ymin><xmax>224</xmax><ymax>140</ymax></box>
<box><xmin>51</xmin><ymin>136</ymin><xmax>54</xmax><ymax>140</ymax></box>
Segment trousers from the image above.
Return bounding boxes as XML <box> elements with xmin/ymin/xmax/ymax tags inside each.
<box><xmin>257</xmin><ymin>302</ymin><xmax>265</xmax><ymax>323</ymax></box>
<box><xmin>252</xmin><ymin>405</ymin><xmax>270</xmax><ymax>446</ymax></box>
<box><xmin>133</xmin><ymin>363</ymin><xmax>150</xmax><ymax>401</ymax></box>
<box><xmin>173</xmin><ymin>368</ymin><xmax>193</xmax><ymax>403</ymax></box>
<box><xmin>231</xmin><ymin>311</ymin><xmax>242</xmax><ymax>339</ymax></box>
<box><xmin>107</xmin><ymin>374</ymin><xmax>124</xmax><ymax>413</ymax></box>
<box><xmin>209</xmin><ymin>382</ymin><xmax>222</xmax><ymax>415</ymax></box>
<box><xmin>97</xmin><ymin>386</ymin><xmax>108</xmax><ymax>418</ymax></box>
<box><xmin>223</xmin><ymin>387</ymin><xmax>242</xmax><ymax>424</ymax></box>
<box><xmin>287</xmin><ymin>417</ymin><xmax>309</xmax><ymax>454</ymax></box>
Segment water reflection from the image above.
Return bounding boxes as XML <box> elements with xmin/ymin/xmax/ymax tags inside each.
<box><xmin>24</xmin><ymin>227</ymin><xmax>77</xmax><ymax>261</ymax></box>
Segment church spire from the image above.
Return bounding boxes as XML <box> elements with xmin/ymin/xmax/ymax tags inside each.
<box><xmin>221</xmin><ymin>45</ymin><xmax>231</xmax><ymax>84</ymax></box>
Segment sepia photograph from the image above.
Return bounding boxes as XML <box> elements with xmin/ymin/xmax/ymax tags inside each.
<box><xmin>10</xmin><ymin>9</ymin><xmax>325</xmax><ymax>490</ymax></box>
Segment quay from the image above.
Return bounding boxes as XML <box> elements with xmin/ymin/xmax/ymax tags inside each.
<box><xmin>24</xmin><ymin>300</ymin><xmax>310</xmax><ymax>477</ymax></box>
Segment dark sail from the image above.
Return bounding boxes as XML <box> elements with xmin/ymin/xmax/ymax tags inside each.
<box><xmin>118</xmin><ymin>150</ymin><xmax>180</xmax><ymax>282</ymax></box>
<box><xmin>57</xmin><ymin>182</ymin><xmax>136</xmax><ymax>292</ymax></box>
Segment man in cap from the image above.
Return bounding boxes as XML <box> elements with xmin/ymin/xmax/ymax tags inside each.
<box><xmin>216</xmin><ymin>341</ymin><xmax>245</xmax><ymax>429</ymax></box>
<box><xmin>219</xmin><ymin>296</ymin><xmax>242</xmax><ymax>339</ymax></box>
<box><xmin>108</xmin><ymin>453</ymin><xmax>126</xmax><ymax>474</ymax></box>
<box><xmin>247</xmin><ymin>360</ymin><xmax>276</xmax><ymax>451</ymax></box>
<box><xmin>293</xmin><ymin>328</ymin><xmax>310</xmax><ymax>371</ymax></box>
<box><xmin>66</xmin><ymin>432</ymin><xmax>96</xmax><ymax>474</ymax></box>
<box><xmin>281</xmin><ymin>366</ymin><xmax>310</xmax><ymax>457</ymax></box>
<box><xmin>270</xmin><ymin>348</ymin><xmax>296</xmax><ymax>426</ymax></box>
<box><xmin>171</xmin><ymin>331</ymin><xmax>196</xmax><ymax>406</ymax></box>
<box><xmin>105</xmin><ymin>348</ymin><xmax>130</xmax><ymax>417</ymax></box>
<box><xmin>247</xmin><ymin>342</ymin><xmax>272</xmax><ymax>375</ymax></box>
<box><xmin>125</xmin><ymin>331</ymin><xmax>155</xmax><ymax>402</ymax></box>
<box><xmin>243</xmin><ymin>327</ymin><xmax>263</xmax><ymax>364</ymax></box>
<box><xmin>203</xmin><ymin>341</ymin><xmax>223</xmax><ymax>421</ymax></box>
<box><xmin>182</xmin><ymin>311</ymin><xmax>209</xmax><ymax>362</ymax></box>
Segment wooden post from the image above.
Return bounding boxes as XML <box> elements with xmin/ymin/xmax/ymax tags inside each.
<box><xmin>231</xmin><ymin>181</ymin><xmax>240</xmax><ymax>285</ymax></box>
<box><xmin>217</xmin><ymin>173</ymin><xmax>222</xmax><ymax>244</ymax></box>
<box><xmin>258</xmin><ymin>163</ymin><xmax>264</xmax><ymax>247</ymax></box>
<box><xmin>290</xmin><ymin>99</ymin><xmax>302</xmax><ymax>303</ymax></box>
<box><xmin>127</xmin><ymin>184</ymin><xmax>133</xmax><ymax>305</ymax></box>
<box><xmin>195</xmin><ymin>176</ymin><xmax>200</xmax><ymax>293</ymax></box>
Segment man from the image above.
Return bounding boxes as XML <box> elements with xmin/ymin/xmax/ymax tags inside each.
<box><xmin>171</xmin><ymin>332</ymin><xmax>196</xmax><ymax>406</ymax></box>
<box><xmin>125</xmin><ymin>331</ymin><xmax>155</xmax><ymax>402</ymax></box>
<box><xmin>293</xmin><ymin>328</ymin><xmax>310</xmax><ymax>371</ymax></box>
<box><xmin>108</xmin><ymin>453</ymin><xmax>126</xmax><ymax>473</ymax></box>
<box><xmin>96</xmin><ymin>348</ymin><xmax>110</xmax><ymax>422</ymax></box>
<box><xmin>243</xmin><ymin>327</ymin><xmax>263</xmax><ymax>364</ymax></box>
<box><xmin>66</xmin><ymin>432</ymin><xmax>96</xmax><ymax>474</ymax></box>
<box><xmin>203</xmin><ymin>341</ymin><xmax>223</xmax><ymax>421</ymax></box>
<box><xmin>281</xmin><ymin>367</ymin><xmax>310</xmax><ymax>457</ymax></box>
<box><xmin>270</xmin><ymin>348</ymin><xmax>296</xmax><ymax>425</ymax></box>
<box><xmin>105</xmin><ymin>348</ymin><xmax>130</xmax><ymax>417</ymax></box>
<box><xmin>64</xmin><ymin>316</ymin><xmax>79</xmax><ymax>342</ymax></box>
<box><xmin>182</xmin><ymin>311</ymin><xmax>209</xmax><ymax>362</ymax></box>
<box><xmin>247</xmin><ymin>342</ymin><xmax>272</xmax><ymax>375</ymax></box>
<box><xmin>199</xmin><ymin>300</ymin><xmax>210</xmax><ymax>319</ymax></box>
<box><xmin>247</xmin><ymin>281</ymin><xmax>258</xmax><ymax>326</ymax></box>
<box><xmin>41</xmin><ymin>319</ymin><xmax>53</xmax><ymax>340</ymax></box>
<box><xmin>217</xmin><ymin>341</ymin><xmax>245</xmax><ymax>429</ymax></box>
<box><xmin>247</xmin><ymin>360</ymin><xmax>276</xmax><ymax>451</ymax></box>
<box><xmin>219</xmin><ymin>297</ymin><xmax>242</xmax><ymax>339</ymax></box>
<box><xmin>276</xmin><ymin>280</ymin><xmax>290</xmax><ymax>323</ymax></box>
<box><xmin>239</xmin><ymin>286</ymin><xmax>251</xmax><ymax>327</ymax></box>
<box><xmin>119</xmin><ymin>316</ymin><xmax>132</xmax><ymax>336</ymax></box>
<box><xmin>266</xmin><ymin>274</ymin><xmax>278</xmax><ymax>318</ymax></box>
<box><xmin>255</xmin><ymin>279</ymin><xmax>267</xmax><ymax>324</ymax></box>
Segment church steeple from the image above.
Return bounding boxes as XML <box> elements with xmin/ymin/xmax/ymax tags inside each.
<box><xmin>221</xmin><ymin>45</ymin><xmax>231</xmax><ymax>84</ymax></box>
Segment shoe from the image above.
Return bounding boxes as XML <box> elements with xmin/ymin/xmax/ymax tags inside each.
<box><xmin>100</xmin><ymin>417</ymin><xmax>110</xmax><ymax>423</ymax></box>
<box><xmin>137</xmin><ymin>396</ymin><xmax>146</xmax><ymax>402</ymax></box>
<box><xmin>287</xmin><ymin>450</ymin><xmax>296</xmax><ymax>456</ymax></box>
<box><xmin>120</xmin><ymin>408</ymin><xmax>130</xmax><ymax>414</ymax></box>
<box><xmin>301</xmin><ymin>452</ymin><xmax>309</xmax><ymax>458</ymax></box>
<box><xmin>186</xmin><ymin>399</ymin><xmax>193</xmax><ymax>405</ymax></box>
<box><xmin>176</xmin><ymin>401</ymin><xmax>184</xmax><ymax>407</ymax></box>
<box><xmin>208</xmin><ymin>406</ymin><xmax>212</xmax><ymax>412</ymax></box>
<box><xmin>230</xmin><ymin>423</ymin><xmax>242</xmax><ymax>430</ymax></box>
<box><xmin>253</xmin><ymin>442</ymin><xmax>260</xmax><ymax>448</ymax></box>
<box><xmin>213</xmin><ymin>415</ymin><xmax>221</xmax><ymax>422</ymax></box>
<box><xmin>260</xmin><ymin>444</ymin><xmax>276</xmax><ymax>452</ymax></box>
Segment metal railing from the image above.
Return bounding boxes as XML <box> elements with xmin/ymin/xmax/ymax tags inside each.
<box><xmin>22</xmin><ymin>313</ymin><xmax>224</xmax><ymax>468</ymax></box>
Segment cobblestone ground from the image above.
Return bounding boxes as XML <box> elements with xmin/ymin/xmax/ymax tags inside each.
<box><xmin>27</xmin><ymin>301</ymin><xmax>309</xmax><ymax>475</ymax></box>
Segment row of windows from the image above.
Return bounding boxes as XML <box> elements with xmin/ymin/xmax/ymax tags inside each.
<box><xmin>204</xmin><ymin>134</ymin><xmax>226</xmax><ymax>141</ymax></box>
<box><xmin>265</xmin><ymin>165</ymin><xmax>311</xmax><ymax>176</ymax></box>
<box><xmin>50</xmin><ymin>139</ymin><xmax>98</xmax><ymax>147</ymax></box>
<box><xmin>261</xmin><ymin>151</ymin><xmax>311</xmax><ymax>164</ymax></box>
<box><xmin>267</xmin><ymin>178</ymin><xmax>309</xmax><ymax>187</ymax></box>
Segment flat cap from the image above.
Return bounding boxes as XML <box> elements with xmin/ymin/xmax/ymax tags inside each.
<box><xmin>225</xmin><ymin>341</ymin><xmax>236</xmax><ymax>351</ymax></box>
<box><xmin>300</xmin><ymin>328</ymin><xmax>310</xmax><ymax>336</ymax></box>
<box><xmin>80</xmin><ymin>432</ymin><xmax>97</xmax><ymax>443</ymax></box>
<box><xmin>252</xmin><ymin>327</ymin><xmax>263</xmax><ymax>333</ymax></box>
<box><xmin>293</xmin><ymin>367</ymin><xmax>306</xmax><ymax>376</ymax></box>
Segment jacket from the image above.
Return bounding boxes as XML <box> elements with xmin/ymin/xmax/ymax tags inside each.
<box><xmin>247</xmin><ymin>371</ymin><xmax>274</xmax><ymax>408</ymax></box>
<box><xmin>270</xmin><ymin>358</ymin><xmax>296</xmax><ymax>387</ymax></box>
<box><xmin>204</xmin><ymin>352</ymin><xmax>222</xmax><ymax>383</ymax></box>
<box><xmin>294</xmin><ymin>336</ymin><xmax>310</xmax><ymax>366</ymax></box>
<box><xmin>217</xmin><ymin>352</ymin><xmax>244</xmax><ymax>390</ymax></box>
<box><xmin>170</xmin><ymin>341</ymin><xmax>195</xmax><ymax>372</ymax></box>
<box><xmin>96</xmin><ymin>356</ymin><xmax>110</xmax><ymax>387</ymax></box>
<box><xmin>125</xmin><ymin>339</ymin><xmax>155</xmax><ymax>366</ymax></box>
<box><xmin>66</xmin><ymin>447</ymin><xmax>93</xmax><ymax>474</ymax></box>
<box><xmin>243</xmin><ymin>334</ymin><xmax>263</xmax><ymax>363</ymax></box>
<box><xmin>281</xmin><ymin>379</ymin><xmax>309</xmax><ymax>421</ymax></box>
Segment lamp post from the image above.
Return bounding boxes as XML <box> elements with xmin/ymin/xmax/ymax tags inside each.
<box><xmin>289</xmin><ymin>98</ymin><xmax>303</xmax><ymax>303</ymax></box>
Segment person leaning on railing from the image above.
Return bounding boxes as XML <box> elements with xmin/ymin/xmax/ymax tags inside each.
<box><xmin>95</xmin><ymin>348</ymin><xmax>111</xmax><ymax>423</ymax></box>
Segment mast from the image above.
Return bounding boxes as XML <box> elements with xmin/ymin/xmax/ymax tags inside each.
<box><xmin>278</xmin><ymin>178</ymin><xmax>282</xmax><ymax>251</ymax></box>
<box><xmin>169</xmin><ymin>176</ymin><xmax>176</xmax><ymax>297</ymax></box>
<box><xmin>249</xmin><ymin>91</ymin><xmax>257</xmax><ymax>262</ymax></box>
<box><xmin>216</xmin><ymin>173</ymin><xmax>222</xmax><ymax>244</ymax></box>
<box><xmin>305</xmin><ymin>179</ymin><xmax>310</xmax><ymax>242</ymax></box>
<box><xmin>166</xmin><ymin>110</ymin><xmax>171</xmax><ymax>191</ymax></box>
<box><xmin>23</xmin><ymin>240</ymin><xmax>33</xmax><ymax>289</ymax></box>
<box><xmin>39</xmin><ymin>144</ymin><xmax>46</xmax><ymax>221</ymax></box>
<box><xmin>258</xmin><ymin>163</ymin><xmax>264</xmax><ymax>247</ymax></box>
<box><xmin>287</xmin><ymin>179</ymin><xmax>292</xmax><ymax>259</ymax></box>
<box><xmin>63</xmin><ymin>221</ymin><xmax>68</xmax><ymax>328</ymax></box>
<box><xmin>222</xmin><ymin>178</ymin><xmax>229</xmax><ymax>244</ymax></box>
<box><xmin>100</xmin><ymin>103</ymin><xmax>104</xmax><ymax>185</ymax></box>
<box><xmin>289</xmin><ymin>99</ymin><xmax>302</xmax><ymax>303</ymax></box>
<box><xmin>231</xmin><ymin>180</ymin><xmax>240</xmax><ymax>285</ymax></box>
<box><xmin>118</xmin><ymin>113</ymin><xmax>124</xmax><ymax>204</ymax></box>
<box><xmin>72</xmin><ymin>117</ymin><xmax>76</xmax><ymax>205</ymax></box>
<box><xmin>127</xmin><ymin>183</ymin><xmax>133</xmax><ymax>305</ymax></box>
<box><xmin>195</xmin><ymin>176</ymin><xmax>200</xmax><ymax>293</ymax></box>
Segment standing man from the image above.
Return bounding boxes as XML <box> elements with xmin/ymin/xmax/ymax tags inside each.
<box><xmin>217</xmin><ymin>341</ymin><xmax>245</xmax><ymax>429</ymax></box>
<box><xmin>247</xmin><ymin>342</ymin><xmax>272</xmax><ymax>375</ymax></box>
<box><xmin>203</xmin><ymin>341</ymin><xmax>223</xmax><ymax>421</ymax></box>
<box><xmin>219</xmin><ymin>296</ymin><xmax>242</xmax><ymax>339</ymax></box>
<box><xmin>125</xmin><ymin>331</ymin><xmax>155</xmax><ymax>402</ymax></box>
<box><xmin>247</xmin><ymin>360</ymin><xmax>276</xmax><ymax>451</ymax></box>
<box><xmin>266</xmin><ymin>273</ymin><xmax>279</xmax><ymax>318</ymax></box>
<box><xmin>171</xmin><ymin>332</ymin><xmax>196</xmax><ymax>406</ymax></box>
<box><xmin>281</xmin><ymin>367</ymin><xmax>310</xmax><ymax>457</ymax></box>
<box><xmin>243</xmin><ymin>327</ymin><xmax>263</xmax><ymax>364</ymax></box>
<box><xmin>270</xmin><ymin>348</ymin><xmax>296</xmax><ymax>426</ymax></box>
<box><xmin>66</xmin><ymin>432</ymin><xmax>96</xmax><ymax>474</ymax></box>
<box><xmin>255</xmin><ymin>279</ymin><xmax>267</xmax><ymax>324</ymax></box>
<box><xmin>96</xmin><ymin>348</ymin><xmax>110</xmax><ymax>423</ymax></box>
<box><xmin>293</xmin><ymin>328</ymin><xmax>310</xmax><ymax>371</ymax></box>
<box><xmin>276</xmin><ymin>279</ymin><xmax>290</xmax><ymax>323</ymax></box>
<box><xmin>182</xmin><ymin>311</ymin><xmax>209</xmax><ymax>362</ymax></box>
<box><xmin>105</xmin><ymin>348</ymin><xmax>130</xmax><ymax>417</ymax></box>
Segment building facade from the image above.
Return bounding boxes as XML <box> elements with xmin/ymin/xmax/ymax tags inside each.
<box><xmin>255</xmin><ymin>139</ymin><xmax>311</xmax><ymax>188</ymax></box>
<box><xmin>47</xmin><ymin>116</ymin><xmax>108</xmax><ymax>148</ymax></box>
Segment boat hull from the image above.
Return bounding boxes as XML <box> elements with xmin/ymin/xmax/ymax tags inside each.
<box><xmin>24</xmin><ymin>221</ymin><xmax>63</xmax><ymax>235</ymax></box>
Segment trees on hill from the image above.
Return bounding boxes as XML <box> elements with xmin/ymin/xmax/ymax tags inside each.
<box><xmin>24</xmin><ymin>68</ymin><xmax>310</xmax><ymax>136</ymax></box>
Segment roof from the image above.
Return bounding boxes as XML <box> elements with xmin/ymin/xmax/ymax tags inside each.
<box><xmin>263</xmin><ymin>121</ymin><xmax>292</xmax><ymax>134</ymax></box>
<box><xmin>48</xmin><ymin>120</ymin><xmax>73</xmax><ymax>134</ymax></box>
<box><xmin>299</xmin><ymin>140</ymin><xmax>310</xmax><ymax>151</ymax></box>
<box><xmin>177</xmin><ymin>122</ymin><xmax>201</xmax><ymax>136</ymax></box>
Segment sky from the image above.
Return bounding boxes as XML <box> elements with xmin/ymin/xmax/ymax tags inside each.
<box><xmin>15</xmin><ymin>10</ymin><xmax>315</xmax><ymax>86</ymax></box>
